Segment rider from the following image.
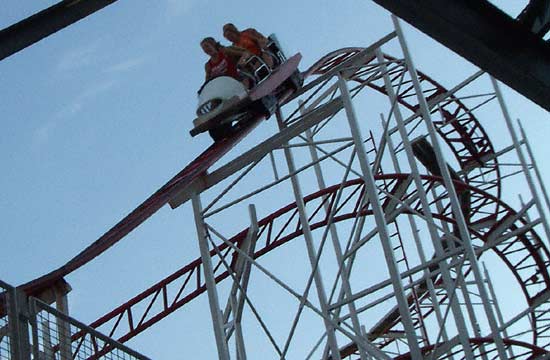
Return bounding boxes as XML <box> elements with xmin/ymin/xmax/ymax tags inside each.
<box><xmin>200</xmin><ymin>37</ymin><xmax>249</xmax><ymax>83</ymax></box>
<box><xmin>222</xmin><ymin>23</ymin><xmax>274</xmax><ymax>68</ymax></box>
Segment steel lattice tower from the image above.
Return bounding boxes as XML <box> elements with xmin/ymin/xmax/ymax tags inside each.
<box><xmin>2</xmin><ymin>16</ymin><xmax>550</xmax><ymax>360</ymax></box>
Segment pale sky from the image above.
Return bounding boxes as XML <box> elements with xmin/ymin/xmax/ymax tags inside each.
<box><xmin>1</xmin><ymin>1</ymin><xmax>549</xmax><ymax>358</ymax></box>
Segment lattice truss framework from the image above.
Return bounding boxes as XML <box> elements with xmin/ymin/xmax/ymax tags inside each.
<box><xmin>72</xmin><ymin>23</ymin><xmax>550</xmax><ymax>359</ymax></box>
<box><xmin>3</xmin><ymin>20</ymin><xmax>550</xmax><ymax>360</ymax></box>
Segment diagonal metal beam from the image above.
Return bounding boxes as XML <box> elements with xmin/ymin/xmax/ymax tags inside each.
<box><xmin>0</xmin><ymin>0</ymin><xmax>120</xmax><ymax>61</ymax></box>
<box><xmin>370</xmin><ymin>0</ymin><xmax>550</xmax><ymax>111</ymax></box>
<box><xmin>168</xmin><ymin>97</ymin><xmax>344</xmax><ymax>209</ymax></box>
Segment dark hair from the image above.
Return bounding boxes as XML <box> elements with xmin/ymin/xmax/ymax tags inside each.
<box><xmin>200</xmin><ymin>37</ymin><xmax>222</xmax><ymax>50</ymax></box>
<box><xmin>223</xmin><ymin>23</ymin><xmax>238</xmax><ymax>33</ymax></box>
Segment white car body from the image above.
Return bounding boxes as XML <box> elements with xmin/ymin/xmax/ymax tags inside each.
<box><xmin>193</xmin><ymin>76</ymin><xmax>248</xmax><ymax>128</ymax></box>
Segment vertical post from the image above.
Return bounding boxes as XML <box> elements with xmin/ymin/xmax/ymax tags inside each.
<box><xmin>302</xmin><ymin>101</ymin><xmax>368</xmax><ymax>360</ymax></box>
<box><xmin>430</xmin><ymin>197</ymin><xmax>489</xmax><ymax>360</ymax></box>
<box><xmin>375</xmin><ymin>46</ymin><xmax>473</xmax><ymax>356</ymax></box>
<box><xmin>491</xmin><ymin>80</ymin><xmax>550</xmax><ymax>245</ymax></box>
<box><xmin>517</xmin><ymin>120</ymin><xmax>550</xmax><ymax>216</ymax></box>
<box><xmin>28</xmin><ymin>298</ymin><xmax>40</xmax><ymax>360</ymax></box>
<box><xmin>393</xmin><ymin>16</ymin><xmax>508</xmax><ymax>359</ymax></box>
<box><xmin>14</xmin><ymin>289</ymin><xmax>31</xmax><ymax>360</ymax></box>
<box><xmin>483</xmin><ymin>263</ymin><xmax>515</xmax><ymax>358</ymax></box>
<box><xmin>5</xmin><ymin>284</ymin><xmax>21</xmax><ymax>360</ymax></box>
<box><xmin>276</xmin><ymin>107</ymin><xmax>342</xmax><ymax>360</ymax></box>
<box><xmin>42</xmin><ymin>320</ymin><xmax>55</xmax><ymax>360</ymax></box>
<box><xmin>55</xmin><ymin>289</ymin><xmax>72</xmax><ymax>360</ymax></box>
<box><xmin>0</xmin><ymin>282</ymin><xmax>26</xmax><ymax>360</ymax></box>
<box><xmin>337</xmin><ymin>74</ymin><xmax>422</xmax><ymax>358</ymax></box>
<box><xmin>232</xmin><ymin>297</ymin><xmax>247</xmax><ymax>360</ymax></box>
<box><xmin>232</xmin><ymin>204</ymin><xmax>259</xmax><ymax>360</ymax></box>
<box><xmin>382</xmin><ymin>116</ymin><xmax>452</xmax><ymax>349</ymax></box>
<box><xmin>191</xmin><ymin>192</ymin><xmax>231</xmax><ymax>360</ymax></box>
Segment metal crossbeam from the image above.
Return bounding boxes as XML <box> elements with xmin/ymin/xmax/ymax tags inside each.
<box><xmin>370</xmin><ymin>0</ymin><xmax>550</xmax><ymax>111</ymax></box>
<box><xmin>0</xmin><ymin>0</ymin><xmax>120</xmax><ymax>61</ymax></box>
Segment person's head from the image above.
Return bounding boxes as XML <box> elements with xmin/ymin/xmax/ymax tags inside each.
<box><xmin>223</xmin><ymin>23</ymin><xmax>240</xmax><ymax>43</ymax></box>
<box><xmin>200</xmin><ymin>37</ymin><xmax>221</xmax><ymax>57</ymax></box>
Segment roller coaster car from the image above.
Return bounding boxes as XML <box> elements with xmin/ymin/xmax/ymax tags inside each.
<box><xmin>190</xmin><ymin>35</ymin><xmax>302</xmax><ymax>141</ymax></box>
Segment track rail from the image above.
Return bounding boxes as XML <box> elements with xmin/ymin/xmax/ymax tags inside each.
<box><xmin>390</xmin><ymin>337</ymin><xmax>549</xmax><ymax>359</ymax></box>
<box><xmin>84</xmin><ymin>175</ymin><xmax>550</xmax><ymax>352</ymax></box>
<box><xmin>19</xmin><ymin>46</ymin><xmax>498</xmax><ymax>299</ymax></box>
<box><xmin>15</xmin><ymin>45</ymin><xmax>546</xmax><ymax>357</ymax></box>
<box><xmin>19</xmin><ymin>114</ymin><xmax>264</xmax><ymax>298</ymax></box>
<box><xmin>307</xmin><ymin>48</ymin><xmax>501</xmax><ymax>201</ymax></box>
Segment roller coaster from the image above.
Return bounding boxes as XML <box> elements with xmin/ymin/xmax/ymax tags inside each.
<box><xmin>1</xmin><ymin>13</ymin><xmax>550</xmax><ymax>360</ymax></box>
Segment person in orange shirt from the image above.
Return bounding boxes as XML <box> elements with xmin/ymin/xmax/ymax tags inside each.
<box><xmin>222</xmin><ymin>23</ymin><xmax>274</xmax><ymax>68</ymax></box>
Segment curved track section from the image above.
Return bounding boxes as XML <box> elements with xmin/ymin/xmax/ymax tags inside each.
<box><xmin>306</xmin><ymin>48</ymin><xmax>501</xmax><ymax>200</ymax></box>
<box><xmin>19</xmin><ymin>99</ymin><xmax>270</xmax><ymax>298</ymax></box>
<box><xmin>20</xmin><ymin>46</ymin><xmax>498</xmax><ymax>298</ymax></box>
<box><xmin>391</xmin><ymin>337</ymin><xmax>548</xmax><ymax>360</ymax></box>
<box><xmin>85</xmin><ymin>175</ymin><xmax>550</xmax><ymax>352</ymax></box>
<box><xmin>17</xmin><ymin>43</ymin><xmax>548</xmax><ymax>358</ymax></box>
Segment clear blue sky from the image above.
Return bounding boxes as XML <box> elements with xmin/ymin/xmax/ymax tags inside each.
<box><xmin>1</xmin><ymin>1</ymin><xmax>549</xmax><ymax>358</ymax></box>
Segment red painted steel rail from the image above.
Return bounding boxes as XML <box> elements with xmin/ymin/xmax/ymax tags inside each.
<box><xmin>83</xmin><ymin>175</ymin><xmax>550</xmax><ymax>353</ymax></box>
<box><xmin>19</xmin><ymin>92</ymin><xmax>274</xmax><ymax>298</ymax></box>
<box><xmin>20</xmin><ymin>47</ymin><xmax>497</xmax><ymax>301</ymax></box>
<box><xmin>18</xmin><ymin>47</ymin><xmax>544</xmax><ymax>356</ymax></box>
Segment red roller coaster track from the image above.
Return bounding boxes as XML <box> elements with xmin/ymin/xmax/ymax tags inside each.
<box><xmin>15</xmin><ymin>46</ymin><xmax>549</xmax><ymax>358</ymax></box>
<box><xmin>82</xmin><ymin>175</ymin><xmax>550</xmax><ymax>352</ymax></box>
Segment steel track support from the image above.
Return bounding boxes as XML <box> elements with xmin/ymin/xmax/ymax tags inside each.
<box><xmin>430</xmin><ymin>188</ymin><xmax>490</xmax><ymax>360</ymax></box>
<box><xmin>393</xmin><ymin>16</ymin><xmax>509</xmax><ymax>359</ymax></box>
<box><xmin>276</xmin><ymin>107</ymin><xmax>342</xmax><ymax>359</ymax></box>
<box><xmin>382</xmin><ymin>116</ymin><xmax>453</xmax><ymax>353</ymax></box>
<box><xmin>492</xmin><ymin>78</ymin><xmax>550</xmax><ymax>247</ymax></box>
<box><xmin>191</xmin><ymin>192</ymin><xmax>231</xmax><ymax>360</ymax></box>
<box><xmin>206</xmin><ymin>218</ymin><xmax>392</xmax><ymax>359</ymax></box>
<box><xmin>55</xmin><ymin>289</ymin><xmax>71</xmax><ymax>360</ymax></box>
<box><xmin>483</xmin><ymin>263</ymin><xmax>516</xmax><ymax>358</ymax></box>
<box><xmin>518</xmin><ymin>121</ymin><xmax>550</xmax><ymax>217</ymax></box>
<box><xmin>337</xmin><ymin>74</ymin><xmax>422</xmax><ymax>358</ymax></box>
<box><xmin>303</xmin><ymin>108</ymin><xmax>368</xmax><ymax>360</ymax></box>
<box><xmin>226</xmin><ymin>204</ymin><xmax>259</xmax><ymax>360</ymax></box>
<box><xmin>375</xmin><ymin>48</ymin><xmax>474</xmax><ymax>356</ymax></box>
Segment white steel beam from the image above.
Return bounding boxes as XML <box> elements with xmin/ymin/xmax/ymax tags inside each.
<box><xmin>337</xmin><ymin>74</ymin><xmax>422</xmax><ymax>358</ymax></box>
<box><xmin>304</xmin><ymin>119</ymin><xmax>367</xmax><ymax>360</ymax></box>
<box><xmin>276</xmin><ymin>107</ymin><xmax>342</xmax><ymax>359</ymax></box>
<box><xmin>375</xmin><ymin>46</ymin><xmax>474</xmax><ymax>356</ymax></box>
<box><xmin>394</xmin><ymin>16</ymin><xmax>508</xmax><ymax>358</ymax></box>
<box><xmin>191</xmin><ymin>193</ymin><xmax>231</xmax><ymax>360</ymax></box>
<box><xmin>169</xmin><ymin>97</ymin><xmax>344</xmax><ymax>209</ymax></box>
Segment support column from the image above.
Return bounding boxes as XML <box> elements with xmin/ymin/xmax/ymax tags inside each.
<box><xmin>393</xmin><ymin>15</ymin><xmax>508</xmax><ymax>359</ymax></box>
<box><xmin>191</xmin><ymin>192</ymin><xmax>231</xmax><ymax>360</ymax></box>
<box><xmin>517</xmin><ymin>121</ymin><xmax>550</xmax><ymax>216</ymax></box>
<box><xmin>492</xmin><ymin>78</ymin><xmax>550</xmax><ymax>246</ymax></box>
<box><xmin>55</xmin><ymin>288</ymin><xmax>72</xmax><ymax>360</ymax></box>
<box><xmin>5</xmin><ymin>283</ymin><xmax>28</xmax><ymax>360</ymax></box>
<box><xmin>376</xmin><ymin>47</ymin><xmax>473</xmax><ymax>355</ymax></box>
<box><xmin>337</xmin><ymin>74</ymin><xmax>422</xmax><ymax>358</ymax></box>
<box><xmin>483</xmin><ymin>263</ymin><xmax>515</xmax><ymax>358</ymax></box>
<box><xmin>304</xmin><ymin>122</ymin><xmax>368</xmax><ymax>360</ymax></box>
<box><xmin>382</xmin><ymin>116</ymin><xmax>452</xmax><ymax>351</ymax></box>
<box><xmin>276</xmin><ymin>107</ymin><xmax>342</xmax><ymax>360</ymax></box>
